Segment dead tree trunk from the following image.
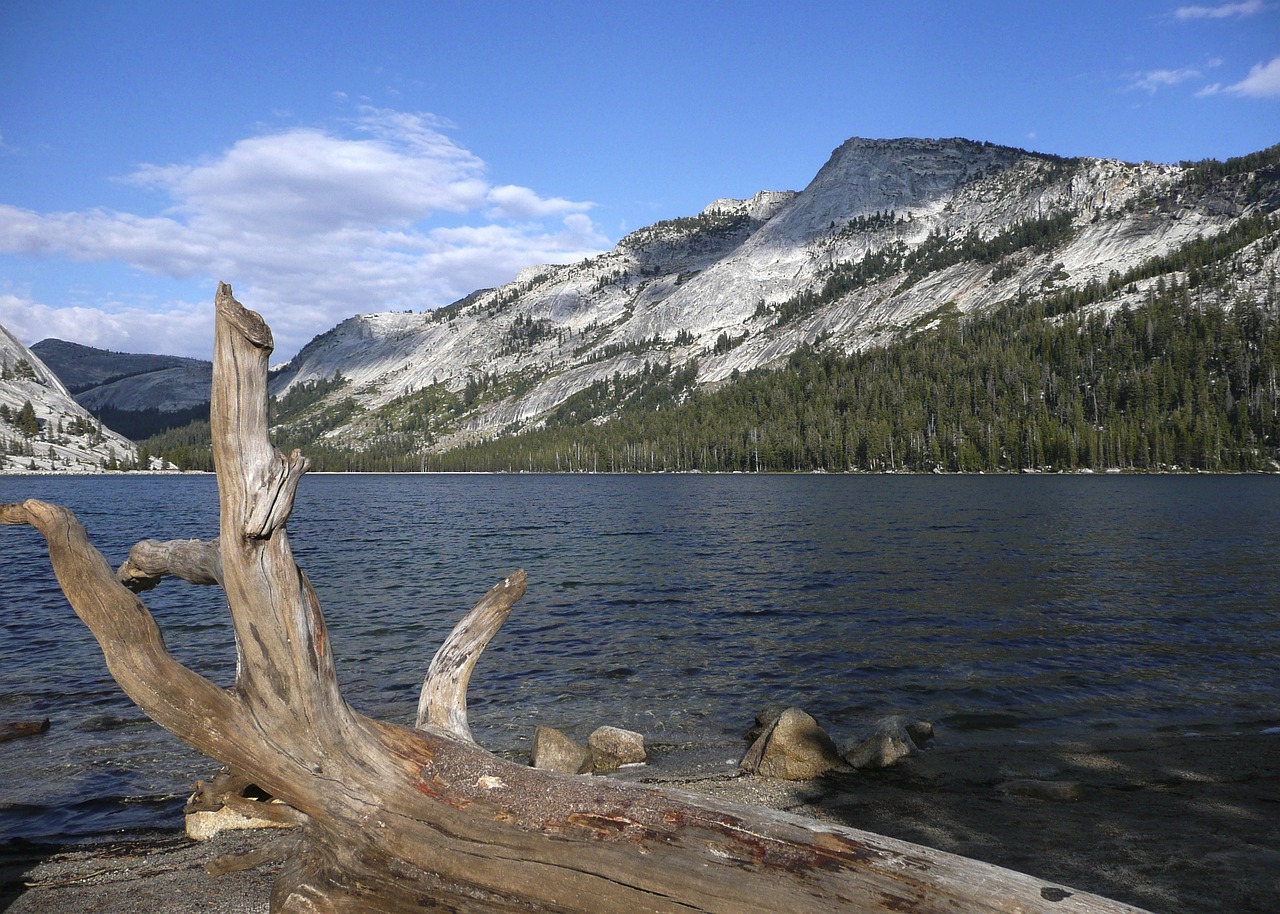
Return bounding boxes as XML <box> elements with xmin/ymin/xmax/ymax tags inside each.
<box><xmin>1</xmin><ymin>283</ymin><xmax>1153</xmax><ymax>913</ymax></box>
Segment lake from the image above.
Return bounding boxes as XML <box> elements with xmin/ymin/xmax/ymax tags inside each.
<box><xmin>2</xmin><ymin>473</ymin><xmax>1278</xmax><ymax>843</ymax></box>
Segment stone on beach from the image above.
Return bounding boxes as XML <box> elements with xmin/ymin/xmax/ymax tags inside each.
<box><xmin>588</xmin><ymin>725</ymin><xmax>647</xmax><ymax>771</ymax></box>
<box><xmin>740</xmin><ymin>707</ymin><xmax>846</xmax><ymax>779</ymax></box>
<box><xmin>531</xmin><ymin>726</ymin><xmax>594</xmax><ymax>774</ymax></box>
<box><xmin>185</xmin><ymin>803</ymin><xmax>293</xmax><ymax>841</ymax></box>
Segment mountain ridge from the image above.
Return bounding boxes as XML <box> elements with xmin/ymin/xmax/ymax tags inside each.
<box><xmin>263</xmin><ymin>136</ymin><xmax>1277</xmax><ymax>457</ymax></box>
<box><xmin>15</xmin><ymin>135</ymin><xmax>1280</xmax><ymax>471</ymax></box>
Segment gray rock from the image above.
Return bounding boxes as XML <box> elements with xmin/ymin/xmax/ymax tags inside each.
<box><xmin>530</xmin><ymin>726</ymin><xmax>593</xmax><ymax>775</ymax></box>
<box><xmin>740</xmin><ymin>707</ymin><xmax>845</xmax><ymax>780</ymax></box>
<box><xmin>843</xmin><ymin>715</ymin><xmax>935</xmax><ymax>769</ymax></box>
<box><xmin>588</xmin><ymin>726</ymin><xmax>647</xmax><ymax>771</ymax></box>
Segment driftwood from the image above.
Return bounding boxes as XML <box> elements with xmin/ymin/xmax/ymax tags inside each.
<box><xmin>1</xmin><ymin>283</ymin><xmax>1154</xmax><ymax>913</ymax></box>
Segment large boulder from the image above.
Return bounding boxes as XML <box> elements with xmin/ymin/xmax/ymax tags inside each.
<box><xmin>740</xmin><ymin>707</ymin><xmax>845</xmax><ymax>780</ymax></box>
<box><xmin>843</xmin><ymin>715</ymin><xmax>935</xmax><ymax>769</ymax></box>
<box><xmin>589</xmin><ymin>725</ymin><xmax>647</xmax><ymax>771</ymax></box>
<box><xmin>531</xmin><ymin>726</ymin><xmax>594</xmax><ymax>775</ymax></box>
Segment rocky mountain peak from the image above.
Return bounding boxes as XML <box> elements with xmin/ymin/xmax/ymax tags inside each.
<box><xmin>702</xmin><ymin>190</ymin><xmax>799</xmax><ymax>222</ymax></box>
<box><xmin>769</xmin><ymin>137</ymin><xmax>1032</xmax><ymax>245</ymax></box>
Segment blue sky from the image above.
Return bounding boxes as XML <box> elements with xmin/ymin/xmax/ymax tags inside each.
<box><xmin>1</xmin><ymin>1</ymin><xmax>1276</xmax><ymax>361</ymax></box>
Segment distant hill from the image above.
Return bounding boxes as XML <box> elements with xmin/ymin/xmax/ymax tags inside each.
<box><xmin>31</xmin><ymin>339</ymin><xmax>212</xmax><ymax>440</ymax></box>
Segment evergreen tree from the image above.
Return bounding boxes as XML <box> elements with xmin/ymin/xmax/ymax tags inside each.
<box><xmin>16</xmin><ymin>400</ymin><xmax>39</xmax><ymax>439</ymax></box>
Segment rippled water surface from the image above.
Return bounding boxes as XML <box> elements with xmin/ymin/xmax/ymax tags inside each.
<box><xmin>2</xmin><ymin>473</ymin><xmax>1278</xmax><ymax>841</ymax></box>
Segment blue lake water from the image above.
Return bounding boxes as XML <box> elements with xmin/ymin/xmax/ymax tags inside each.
<box><xmin>2</xmin><ymin>473</ymin><xmax>1278</xmax><ymax>843</ymax></box>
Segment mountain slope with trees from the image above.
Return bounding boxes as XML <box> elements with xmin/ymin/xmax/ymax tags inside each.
<box><xmin>133</xmin><ymin>136</ymin><xmax>1280</xmax><ymax>473</ymax></box>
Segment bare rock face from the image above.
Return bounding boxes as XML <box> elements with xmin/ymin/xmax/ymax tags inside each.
<box><xmin>531</xmin><ymin>726</ymin><xmax>594</xmax><ymax>775</ymax></box>
<box><xmin>740</xmin><ymin>707</ymin><xmax>845</xmax><ymax>780</ymax></box>
<box><xmin>843</xmin><ymin>715</ymin><xmax>935</xmax><ymax>769</ymax></box>
<box><xmin>588</xmin><ymin>725</ymin><xmax>647</xmax><ymax>771</ymax></box>
<box><xmin>0</xmin><ymin>324</ymin><xmax>139</xmax><ymax>472</ymax></box>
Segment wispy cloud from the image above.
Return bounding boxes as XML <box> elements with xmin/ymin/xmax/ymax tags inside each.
<box><xmin>0</xmin><ymin>107</ymin><xmax>610</xmax><ymax>358</ymax></box>
<box><xmin>1175</xmin><ymin>0</ymin><xmax>1265</xmax><ymax>19</ymax></box>
<box><xmin>1198</xmin><ymin>55</ymin><xmax>1280</xmax><ymax>96</ymax></box>
<box><xmin>1127</xmin><ymin>66</ymin><xmax>1205</xmax><ymax>93</ymax></box>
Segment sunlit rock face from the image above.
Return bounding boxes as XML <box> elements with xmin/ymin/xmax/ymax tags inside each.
<box><xmin>0</xmin><ymin>327</ymin><xmax>138</xmax><ymax>472</ymax></box>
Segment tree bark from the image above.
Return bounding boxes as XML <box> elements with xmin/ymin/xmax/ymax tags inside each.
<box><xmin>1</xmin><ymin>283</ymin><xmax>1154</xmax><ymax>913</ymax></box>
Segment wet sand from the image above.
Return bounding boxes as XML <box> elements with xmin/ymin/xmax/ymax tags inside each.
<box><xmin>3</xmin><ymin>727</ymin><xmax>1277</xmax><ymax>913</ymax></box>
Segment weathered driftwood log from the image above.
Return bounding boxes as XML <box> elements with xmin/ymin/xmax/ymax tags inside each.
<box><xmin>1</xmin><ymin>283</ymin><xmax>1154</xmax><ymax>914</ymax></box>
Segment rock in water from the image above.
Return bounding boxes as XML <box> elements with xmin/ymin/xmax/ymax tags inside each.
<box><xmin>740</xmin><ymin>707</ymin><xmax>845</xmax><ymax>780</ymax></box>
<box><xmin>0</xmin><ymin>718</ymin><xmax>50</xmax><ymax>742</ymax></box>
<box><xmin>843</xmin><ymin>715</ymin><xmax>935</xmax><ymax>769</ymax></box>
<box><xmin>589</xmin><ymin>725</ymin><xmax>647</xmax><ymax>770</ymax></box>
<box><xmin>531</xmin><ymin>726</ymin><xmax>594</xmax><ymax>774</ymax></box>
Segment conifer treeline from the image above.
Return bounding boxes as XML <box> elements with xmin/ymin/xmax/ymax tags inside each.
<box><xmin>420</xmin><ymin>280</ymin><xmax>1280</xmax><ymax>474</ymax></box>
<box><xmin>140</xmin><ymin>279</ymin><xmax>1280</xmax><ymax>474</ymax></box>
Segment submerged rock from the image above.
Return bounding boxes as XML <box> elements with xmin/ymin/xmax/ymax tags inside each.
<box><xmin>996</xmin><ymin>779</ymin><xmax>1085</xmax><ymax>802</ymax></box>
<box><xmin>843</xmin><ymin>715</ymin><xmax>935</xmax><ymax>769</ymax></box>
<box><xmin>0</xmin><ymin>718</ymin><xmax>50</xmax><ymax>742</ymax></box>
<box><xmin>740</xmin><ymin>707</ymin><xmax>845</xmax><ymax>780</ymax></box>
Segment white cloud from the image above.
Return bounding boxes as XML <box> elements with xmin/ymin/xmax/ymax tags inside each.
<box><xmin>1213</xmin><ymin>55</ymin><xmax>1280</xmax><ymax>97</ymax></box>
<box><xmin>486</xmin><ymin>184</ymin><xmax>595</xmax><ymax>220</ymax></box>
<box><xmin>1128</xmin><ymin>67</ymin><xmax>1203</xmax><ymax>93</ymax></box>
<box><xmin>0</xmin><ymin>107</ymin><xmax>610</xmax><ymax>358</ymax></box>
<box><xmin>1175</xmin><ymin>0</ymin><xmax>1265</xmax><ymax>19</ymax></box>
<box><xmin>0</xmin><ymin>292</ymin><xmax>215</xmax><ymax>359</ymax></box>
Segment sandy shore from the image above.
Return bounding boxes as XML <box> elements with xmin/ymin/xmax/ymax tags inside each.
<box><xmin>4</xmin><ymin>727</ymin><xmax>1277</xmax><ymax>913</ymax></box>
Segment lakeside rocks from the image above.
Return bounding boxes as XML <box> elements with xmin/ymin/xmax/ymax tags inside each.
<box><xmin>532</xmin><ymin>707</ymin><xmax>935</xmax><ymax>781</ymax></box>
<box><xmin>740</xmin><ymin>707</ymin><xmax>936</xmax><ymax>780</ymax></box>
<box><xmin>588</xmin><ymin>725</ymin><xmax>647</xmax><ymax>770</ymax></box>
<box><xmin>531</xmin><ymin>726</ymin><xmax>595</xmax><ymax>774</ymax></box>
<box><xmin>531</xmin><ymin>725</ymin><xmax>647</xmax><ymax>775</ymax></box>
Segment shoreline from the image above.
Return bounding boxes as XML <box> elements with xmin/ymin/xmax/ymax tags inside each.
<box><xmin>4</xmin><ymin>727</ymin><xmax>1277</xmax><ymax>914</ymax></box>
<box><xmin>5</xmin><ymin>466</ymin><xmax>1280</xmax><ymax>476</ymax></box>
